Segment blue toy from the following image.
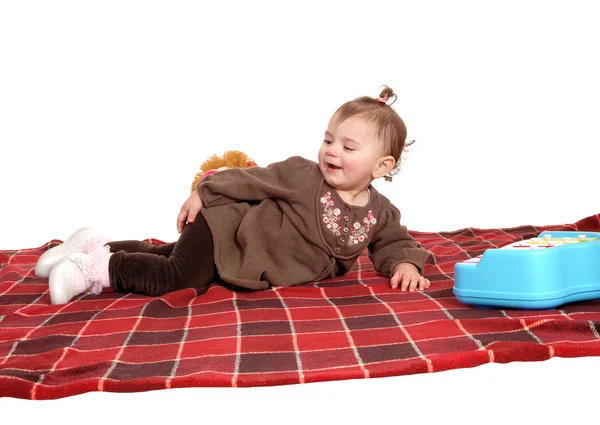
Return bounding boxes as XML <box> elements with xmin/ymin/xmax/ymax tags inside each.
<box><xmin>453</xmin><ymin>231</ymin><xmax>600</xmax><ymax>309</ymax></box>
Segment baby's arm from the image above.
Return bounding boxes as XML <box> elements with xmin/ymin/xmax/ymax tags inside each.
<box><xmin>197</xmin><ymin>156</ymin><xmax>312</xmax><ymax>208</ymax></box>
<box><xmin>368</xmin><ymin>205</ymin><xmax>430</xmax><ymax>290</ymax></box>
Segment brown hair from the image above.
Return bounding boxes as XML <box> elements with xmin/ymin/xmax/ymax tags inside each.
<box><xmin>333</xmin><ymin>85</ymin><xmax>414</xmax><ymax>181</ymax></box>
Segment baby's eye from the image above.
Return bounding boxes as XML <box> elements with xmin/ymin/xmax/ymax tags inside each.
<box><xmin>323</xmin><ymin>139</ymin><xmax>332</xmax><ymax>145</ymax></box>
<box><xmin>344</xmin><ymin>146</ymin><xmax>356</xmax><ymax>151</ymax></box>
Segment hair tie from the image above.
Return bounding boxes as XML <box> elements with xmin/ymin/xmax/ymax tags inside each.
<box><xmin>376</xmin><ymin>94</ymin><xmax>397</xmax><ymax>106</ymax></box>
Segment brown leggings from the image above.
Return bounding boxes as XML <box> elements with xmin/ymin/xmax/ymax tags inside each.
<box><xmin>106</xmin><ymin>214</ymin><xmax>217</xmax><ymax>296</ymax></box>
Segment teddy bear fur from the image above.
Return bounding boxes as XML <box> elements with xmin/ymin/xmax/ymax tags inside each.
<box><xmin>190</xmin><ymin>150</ymin><xmax>257</xmax><ymax>193</ymax></box>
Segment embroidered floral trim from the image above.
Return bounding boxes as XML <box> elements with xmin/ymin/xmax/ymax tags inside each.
<box><xmin>348</xmin><ymin>210</ymin><xmax>377</xmax><ymax>246</ymax></box>
<box><xmin>320</xmin><ymin>191</ymin><xmax>377</xmax><ymax>247</ymax></box>
<box><xmin>320</xmin><ymin>192</ymin><xmax>341</xmax><ymax>236</ymax></box>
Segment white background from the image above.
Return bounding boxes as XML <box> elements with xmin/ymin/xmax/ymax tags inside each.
<box><xmin>1</xmin><ymin>1</ymin><xmax>600</xmax><ymax>423</ymax></box>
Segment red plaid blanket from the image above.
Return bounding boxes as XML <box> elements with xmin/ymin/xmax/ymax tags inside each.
<box><xmin>2</xmin><ymin>214</ymin><xmax>600</xmax><ymax>400</ymax></box>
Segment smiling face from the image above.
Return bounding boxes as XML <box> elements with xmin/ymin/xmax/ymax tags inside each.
<box><xmin>318</xmin><ymin>114</ymin><xmax>395</xmax><ymax>196</ymax></box>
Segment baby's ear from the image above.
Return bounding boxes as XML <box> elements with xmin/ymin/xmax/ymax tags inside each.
<box><xmin>373</xmin><ymin>156</ymin><xmax>396</xmax><ymax>179</ymax></box>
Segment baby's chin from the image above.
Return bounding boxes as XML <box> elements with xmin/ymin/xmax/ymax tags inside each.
<box><xmin>320</xmin><ymin>171</ymin><xmax>342</xmax><ymax>189</ymax></box>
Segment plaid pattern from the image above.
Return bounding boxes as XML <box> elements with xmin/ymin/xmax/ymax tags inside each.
<box><xmin>2</xmin><ymin>213</ymin><xmax>600</xmax><ymax>400</ymax></box>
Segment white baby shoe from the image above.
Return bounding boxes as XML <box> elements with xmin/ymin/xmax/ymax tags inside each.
<box><xmin>49</xmin><ymin>246</ymin><xmax>112</xmax><ymax>305</ymax></box>
<box><xmin>35</xmin><ymin>227</ymin><xmax>111</xmax><ymax>278</ymax></box>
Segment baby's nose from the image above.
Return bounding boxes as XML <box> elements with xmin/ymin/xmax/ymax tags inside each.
<box><xmin>326</xmin><ymin>144</ymin><xmax>339</xmax><ymax>156</ymax></box>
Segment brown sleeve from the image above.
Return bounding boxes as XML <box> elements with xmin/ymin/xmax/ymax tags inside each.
<box><xmin>197</xmin><ymin>156</ymin><xmax>313</xmax><ymax>208</ymax></box>
<box><xmin>367</xmin><ymin>205</ymin><xmax>430</xmax><ymax>277</ymax></box>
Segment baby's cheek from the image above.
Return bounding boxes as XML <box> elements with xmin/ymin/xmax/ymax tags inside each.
<box><xmin>342</xmin><ymin>160</ymin><xmax>361</xmax><ymax>172</ymax></box>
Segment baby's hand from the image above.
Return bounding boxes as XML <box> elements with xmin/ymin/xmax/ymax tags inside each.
<box><xmin>177</xmin><ymin>191</ymin><xmax>203</xmax><ymax>234</ymax></box>
<box><xmin>177</xmin><ymin>167</ymin><xmax>229</xmax><ymax>233</ymax></box>
<box><xmin>390</xmin><ymin>263</ymin><xmax>431</xmax><ymax>292</ymax></box>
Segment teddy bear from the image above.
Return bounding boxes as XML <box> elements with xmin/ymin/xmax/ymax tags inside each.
<box><xmin>190</xmin><ymin>150</ymin><xmax>257</xmax><ymax>193</ymax></box>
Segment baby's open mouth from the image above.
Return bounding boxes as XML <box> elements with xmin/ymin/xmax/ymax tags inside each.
<box><xmin>327</xmin><ymin>163</ymin><xmax>342</xmax><ymax>170</ymax></box>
